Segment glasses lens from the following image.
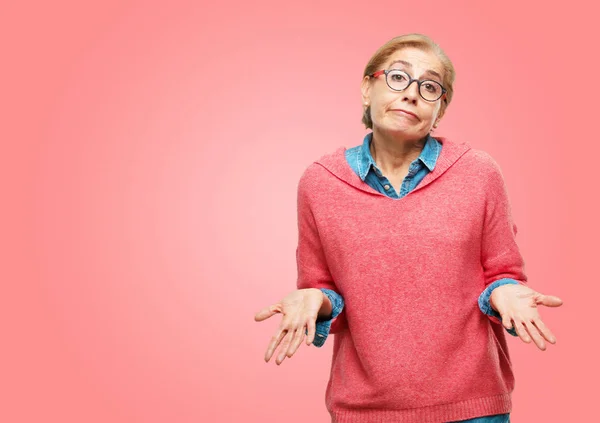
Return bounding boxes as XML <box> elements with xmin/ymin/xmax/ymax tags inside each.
<box><xmin>386</xmin><ymin>70</ymin><xmax>410</xmax><ymax>91</ymax></box>
<box><xmin>420</xmin><ymin>80</ymin><xmax>443</xmax><ymax>101</ymax></box>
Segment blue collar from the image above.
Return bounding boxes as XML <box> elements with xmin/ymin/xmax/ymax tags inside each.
<box><xmin>356</xmin><ymin>132</ymin><xmax>441</xmax><ymax>181</ymax></box>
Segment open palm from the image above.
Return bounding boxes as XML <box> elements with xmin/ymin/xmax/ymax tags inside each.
<box><xmin>490</xmin><ymin>283</ymin><xmax>563</xmax><ymax>350</ymax></box>
<box><xmin>254</xmin><ymin>288</ymin><xmax>325</xmax><ymax>365</ymax></box>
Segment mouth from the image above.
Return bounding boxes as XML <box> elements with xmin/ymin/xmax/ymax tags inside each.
<box><xmin>391</xmin><ymin>109</ymin><xmax>418</xmax><ymax>119</ymax></box>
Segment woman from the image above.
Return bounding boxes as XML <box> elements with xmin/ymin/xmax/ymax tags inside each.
<box><xmin>254</xmin><ymin>34</ymin><xmax>563</xmax><ymax>423</ymax></box>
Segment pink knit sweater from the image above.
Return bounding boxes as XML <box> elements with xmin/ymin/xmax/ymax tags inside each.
<box><xmin>296</xmin><ymin>136</ymin><xmax>527</xmax><ymax>423</ymax></box>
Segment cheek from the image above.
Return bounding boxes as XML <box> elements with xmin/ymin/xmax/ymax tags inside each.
<box><xmin>420</xmin><ymin>107</ymin><xmax>438</xmax><ymax>124</ymax></box>
<box><xmin>372</xmin><ymin>90</ymin><xmax>397</xmax><ymax>109</ymax></box>
<box><xmin>371</xmin><ymin>96</ymin><xmax>399</xmax><ymax>119</ymax></box>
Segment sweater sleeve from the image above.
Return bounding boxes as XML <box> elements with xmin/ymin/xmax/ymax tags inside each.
<box><xmin>311</xmin><ymin>289</ymin><xmax>345</xmax><ymax>347</ymax></box>
<box><xmin>480</xmin><ymin>155</ymin><xmax>528</xmax><ymax>328</ymax></box>
<box><xmin>478</xmin><ymin>279</ymin><xmax>519</xmax><ymax>336</ymax></box>
<box><xmin>296</xmin><ymin>166</ymin><xmax>348</xmax><ymax>344</ymax></box>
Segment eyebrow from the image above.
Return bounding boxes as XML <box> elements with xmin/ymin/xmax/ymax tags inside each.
<box><xmin>388</xmin><ymin>59</ymin><xmax>443</xmax><ymax>82</ymax></box>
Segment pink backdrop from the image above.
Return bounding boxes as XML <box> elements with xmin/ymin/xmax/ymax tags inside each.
<box><xmin>2</xmin><ymin>0</ymin><xmax>597</xmax><ymax>421</ymax></box>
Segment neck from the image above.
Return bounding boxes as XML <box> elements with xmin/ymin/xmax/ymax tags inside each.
<box><xmin>370</xmin><ymin>128</ymin><xmax>428</xmax><ymax>174</ymax></box>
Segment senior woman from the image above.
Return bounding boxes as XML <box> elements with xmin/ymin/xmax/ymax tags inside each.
<box><xmin>254</xmin><ymin>34</ymin><xmax>563</xmax><ymax>423</ymax></box>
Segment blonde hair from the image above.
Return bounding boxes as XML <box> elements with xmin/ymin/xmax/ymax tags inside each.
<box><xmin>362</xmin><ymin>33</ymin><xmax>456</xmax><ymax>129</ymax></box>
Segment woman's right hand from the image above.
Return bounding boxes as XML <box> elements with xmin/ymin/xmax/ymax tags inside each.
<box><xmin>254</xmin><ymin>288</ymin><xmax>329</xmax><ymax>365</ymax></box>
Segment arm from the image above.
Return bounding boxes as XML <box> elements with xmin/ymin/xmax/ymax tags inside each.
<box><xmin>296</xmin><ymin>167</ymin><xmax>348</xmax><ymax>347</ymax></box>
<box><xmin>479</xmin><ymin>155</ymin><xmax>528</xmax><ymax>334</ymax></box>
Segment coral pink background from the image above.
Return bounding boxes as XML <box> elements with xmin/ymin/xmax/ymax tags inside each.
<box><xmin>2</xmin><ymin>1</ymin><xmax>597</xmax><ymax>421</ymax></box>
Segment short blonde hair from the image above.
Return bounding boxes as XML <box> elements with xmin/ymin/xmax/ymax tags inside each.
<box><xmin>362</xmin><ymin>33</ymin><xmax>456</xmax><ymax>129</ymax></box>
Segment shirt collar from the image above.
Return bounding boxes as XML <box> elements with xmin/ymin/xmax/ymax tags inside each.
<box><xmin>356</xmin><ymin>132</ymin><xmax>441</xmax><ymax>181</ymax></box>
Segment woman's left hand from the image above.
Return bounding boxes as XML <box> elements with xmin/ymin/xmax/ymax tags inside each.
<box><xmin>489</xmin><ymin>284</ymin><xmax>563</xmax><ymax>351</ymax></box>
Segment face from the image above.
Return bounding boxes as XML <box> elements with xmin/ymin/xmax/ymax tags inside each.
<box><xmin>361</xmin><ymin>47</ymin><xmax>446</xmax><ymax>140</ymax></box>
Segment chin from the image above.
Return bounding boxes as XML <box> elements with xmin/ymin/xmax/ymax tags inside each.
<box><xmin>379</xmin><ymin>122</ymin><xmax>421</xmax><ymax>136</ymax></box>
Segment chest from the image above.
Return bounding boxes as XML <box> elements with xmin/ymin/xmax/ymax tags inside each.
<box><xmin>313</xmin><ymin>184</ymin><xmax>486</xmax><ymax>283</ymax></box>
<box><xmin>371</xmin><ymin>162</ymin><xmax>421</xmax><ymax>197</ymax></box>
<box><xmin>385</xmin><ymin>169</ymin><xmax>410</xmax><ymax>194</ymax></box>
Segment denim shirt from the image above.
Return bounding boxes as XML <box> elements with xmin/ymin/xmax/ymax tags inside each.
<box><xmin>311</xmin><ymin>132</ymin><xmax>519</xmax><ymax>348</ymax></box>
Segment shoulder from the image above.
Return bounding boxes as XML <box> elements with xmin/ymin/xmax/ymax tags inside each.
<box><xmin>298</xmin><ymin>162</ymin><xmax>323</xmax><ymax>196</ymax></box>
<box><xmin>298</xmin><ymin>147</ymin><xmax>345</xmax><ymax>185</ymax></box>
<box><xmin>460</xmin><ymin>147</ymin><xmax>505</xmax><ymax>178</ymax></box>
<box><xmin>459</xmin><ymin>148</ymin><xmax>511</xmax><ymax>200</ymax></box>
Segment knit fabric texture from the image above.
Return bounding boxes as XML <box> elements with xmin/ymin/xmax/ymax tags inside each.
<box><xmin>295</xmin><ymin>136</ymin><xmax>527</xmax><ymax>423</ymax></box>
<box><xmin>311</xmin><ymin>132</ymin><xmax>519</xmax><ymax>347</ymax></box>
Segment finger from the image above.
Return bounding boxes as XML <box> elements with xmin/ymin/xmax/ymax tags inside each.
<box><xmin>501</xmin><ymin>314</ymin><xmax>514</xmax><ymax>331</ymax></box>
<box><xmin>276</xmin><ymin>330</ymin><xmax>295</xmax><ymax>365</ymax></box>
<box><xmin>523</xmin><ymin>319</ymin><xmax>546</xmax><ymax>351</ymax></box>
<box><xmin>512</xmin><ymin>318</ymin><xmax>532</xmax><ymax>344</ymax></box>
<box><xmin>265</xmin><ymin>327</ymin><xmax>287</xmax><ymax>362</ymax></box>
<box><xmin>306</xmin><ymin>317</ymin><xmax>317</xmax><ymax>345</ymax></box>
<box><xmin>255</xmin><ymin>304</ymin><xmax>282</xmax><ymax>322</ymax></box>
<box><xmin>287</xmin><ymin>324</ymin><xmax>307</xmax><ymax>357</ymax></box>
<box><xmin>533</xmin><ymin>317</ymin><xmax>557</xmax><ymax>344</ymax></box>
<box><xmin>536</xmin><ymin>295</ymin><xmax>563</xmax><ymax>307</ymax></box>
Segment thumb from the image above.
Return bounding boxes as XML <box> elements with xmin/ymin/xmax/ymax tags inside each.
<box><xmin>254</xmin><ymin>304</ymin><xmax>282</xmax><ymax>322</ymax></box>
<box><xmin>501</xmin><ymin>314</ymin><xmax>513</xmax><ymax>331</ymax></box>
<box><xmin>536</xmin><ymin>295</ymin><xmax>563</xmax><ymax>307</ymax></box>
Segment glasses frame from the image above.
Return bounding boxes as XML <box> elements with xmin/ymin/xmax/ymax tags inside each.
<box><xmin>368</xmin><ymin>69</ymin><xmax>447</xmax><ymax>102</ymax></box>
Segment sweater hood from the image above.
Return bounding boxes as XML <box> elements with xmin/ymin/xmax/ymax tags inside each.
<box><xmin>315</xmin><ymin>136</ymin><xmax>472</xmax><ymax>197</ymax></box>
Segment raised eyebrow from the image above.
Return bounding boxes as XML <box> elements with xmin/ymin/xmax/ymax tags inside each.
<box><xmin>388</xmin><ymin>60</ymin><xmax>443</xmax><ymax>82</ymax></box>
<box><xmin>422</xmin><ymin>70</ymin><xmax>442</xmax><ymax>82</ymax></box>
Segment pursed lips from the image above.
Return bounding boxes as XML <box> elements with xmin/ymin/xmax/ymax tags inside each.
<box><xmin>390</xmin><ymin>109</ymin><xmax>418</xmax><ymax>119</ymax></box>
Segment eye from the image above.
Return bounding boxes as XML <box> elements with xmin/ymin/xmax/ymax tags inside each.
<box><xmin>423</xmin><ymin>83</ymin><xmax>438</xmax><ymax>93</ymax></box>
<box><xmin>391</xmin><ymin>73</ymin><xmax>406</xmax><ymax>82</ymax></box>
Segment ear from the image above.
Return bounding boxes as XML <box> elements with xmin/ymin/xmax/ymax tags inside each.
<box><xmin>361</xmin><ymin>75</ymin><xmax>371</xmax><ymax>106</ymax></box>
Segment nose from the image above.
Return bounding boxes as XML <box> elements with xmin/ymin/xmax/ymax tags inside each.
<box><xmin>402</xmin><ymin>79</ymin><xmax>420</xmax><ymax>103</ymax></box>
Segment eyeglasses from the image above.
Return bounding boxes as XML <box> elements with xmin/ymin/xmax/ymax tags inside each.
<box><xmin>368</xmin><ymin>69</ymin><xmax>447</xmax><ymax>102</ymax></box>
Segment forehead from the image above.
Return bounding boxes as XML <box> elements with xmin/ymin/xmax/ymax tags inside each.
<box><xmin>384</xmin><ymin>47</ymin><xmax>444</xmax><ymax>77</ymax></box>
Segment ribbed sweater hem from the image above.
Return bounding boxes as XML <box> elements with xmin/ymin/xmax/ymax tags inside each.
<box><xmin>330</xmin><ymin>392</ymin><xmax>511</xmax><ymax>423</ymax></box>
